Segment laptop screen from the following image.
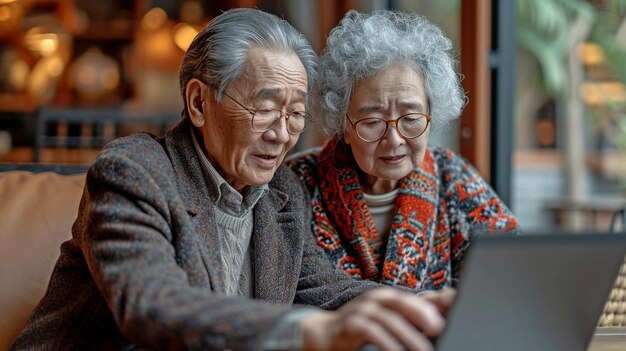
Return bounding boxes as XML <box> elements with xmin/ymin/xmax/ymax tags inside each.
<box><xmin>436</xmin><ymin>233</ymin><xmax>626</xmax><ymax>351</ymax></box>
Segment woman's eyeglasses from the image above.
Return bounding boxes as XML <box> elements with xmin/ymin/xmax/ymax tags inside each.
<box><xmin>346</xmin><ymin>113</ymin><xmax>431</xmax><ymax>143</ymax></box>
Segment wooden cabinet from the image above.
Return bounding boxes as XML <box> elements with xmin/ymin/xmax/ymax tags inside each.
<box><xmin>0</xmin><ymin>0</ymin><xmax>268</xmax><ymax>113</ymax></box>
<box><xmin>0</xmin><ymin>0</ymin><xmax>142</xmax><ymax>111</ymax></box>
<box><xmin>0</xmin><ymin>0</ymin><xmax>267</xmax><ymax>163</ymax></box>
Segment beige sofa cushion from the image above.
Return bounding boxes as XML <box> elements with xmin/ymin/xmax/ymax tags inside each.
<box><xmin>0</xmin><ymin>171</ymin><xmax>85</xmax><ymax>350</ymax></box>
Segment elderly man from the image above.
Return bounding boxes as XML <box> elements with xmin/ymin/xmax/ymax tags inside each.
<box><xmin>11</xmin><ymin>8</ymin><xmax>453</xmax><ymax>351</ymax></box>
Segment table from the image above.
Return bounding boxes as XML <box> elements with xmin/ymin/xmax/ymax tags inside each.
<box><xmin>546</xmin><ymin>198</ymin><xmax>626</xmax><ymax>232</ymax></box>
<box><xmin>588</xmin><ymin>328</ymin><xmax>626</xmax><ymax>351</ymax></box>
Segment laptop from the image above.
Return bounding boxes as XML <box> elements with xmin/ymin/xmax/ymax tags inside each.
<box><xmin>436</xmin><ymin>233</ymin><xmax>626</xmax><ymax>351</ymax></box>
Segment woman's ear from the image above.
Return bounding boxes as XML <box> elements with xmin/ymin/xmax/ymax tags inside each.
<box><xmin>186</xmin><ymin>78</ymin><xmax>208</xmax><ymax>128</ymax></box>
<box><xmin>342</xmin><ymin>132</ymin><xmax>352</xmax><ymax>145</ymax></box>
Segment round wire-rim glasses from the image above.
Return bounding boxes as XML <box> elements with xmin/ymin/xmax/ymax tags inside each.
<box><xmin>346</xmin><ymin>113</ymin><xmax>432</xmax><ymax>143</ymax></box>
<box><xmin>221</xmin><ymin>92</ymin><xmax>312</xmax><ymax>135</ymax></box>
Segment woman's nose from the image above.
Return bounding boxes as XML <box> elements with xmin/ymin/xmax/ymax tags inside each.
<box><xmin>381</xmin><ymin>123</ymin><xmax>404</xmax><ymax>145</ymax></box>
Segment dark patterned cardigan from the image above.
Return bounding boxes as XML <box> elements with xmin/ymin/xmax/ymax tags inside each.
<box><xmin>287</xmin><ymin>139</ymin><xmax>519</xmax><ymax>291</ymax></box>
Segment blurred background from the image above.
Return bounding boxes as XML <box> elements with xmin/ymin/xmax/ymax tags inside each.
<box><xmin>0</xmin><ymin>0</ymin><xmax>625</xmax><ymax>232</ymax></box>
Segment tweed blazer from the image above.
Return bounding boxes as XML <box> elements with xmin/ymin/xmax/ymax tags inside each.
<box><xmin>10</xmin><ymin>119</ymin><xmax>378</xmax><ymax>351</ymax></box>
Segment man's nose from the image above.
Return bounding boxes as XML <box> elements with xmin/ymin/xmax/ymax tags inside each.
<box><xmin>265</xmin><ymin>115</ymin><xmax>290</xmax><ymax>143</ymax></box>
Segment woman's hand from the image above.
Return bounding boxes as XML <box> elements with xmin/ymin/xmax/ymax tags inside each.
<box><xmin>301</xmin><ymin>287</ymin><xmax>456</xmax><ymax>351</ymax></box>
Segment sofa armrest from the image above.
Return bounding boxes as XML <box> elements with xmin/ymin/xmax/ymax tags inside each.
<box><xmin>0</xmin><ymin>171</ymin><xmax>85</xmax><ymax>350</ymax></box>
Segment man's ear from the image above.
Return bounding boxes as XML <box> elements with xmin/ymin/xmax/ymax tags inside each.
<box><xmin>186</xmin><ymin>78</ymin><xmax>208</xmax><ymax>128</ymax></box>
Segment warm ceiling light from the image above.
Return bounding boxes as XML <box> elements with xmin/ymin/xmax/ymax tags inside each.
<box><xmin>0</xmin><ymin>5</ymin><xmax>12</xmax><ymax>21</ymax></box>
<box><xmin>39</xmin><ymin>37</ymin><xmax>58</xmax><ymax>54</ymax></box>
<box><xmin>24</xmin><ymin>28</ymin><xmax>59</xmax><ymax>57</ymax></box>
<box><xmin>580</xmin><ymin>82</ymin><xmax>626</xmax><ymax>106</ymax></box>
<box><xmin>46</xmin><ymin>55</ymin><xmax>64</xmax><ymax>77</ymax></box>
<box><xmin>578</xmin><ymin>42</ymin><xmax>605</xmax><ymax>66</ymax></box>
<box><xmin>173</xmin><ymin>23</ymin><xmax>199</xmax><ymax>52</ymax></box>
<box><xmin>142</xmin><ymin>7</ymin><xmax>167</xmax><ymax>32</ymax></box>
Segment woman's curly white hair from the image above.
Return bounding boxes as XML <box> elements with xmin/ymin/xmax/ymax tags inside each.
<box><xmin>316</xmin><ymin>10</ymin><xmax>466</xmax><ymax>137</ymax></box>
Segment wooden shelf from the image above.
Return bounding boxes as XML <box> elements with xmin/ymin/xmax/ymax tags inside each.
<box><xmin>515</xmin><ymin>149</ymin><xmax>626</xmax><ymax>179</ymax></box>
<box><xmin>0</xmin><ymin>94</ymin><xmax>37</xmax><ymax>113</ymax></box>
<box><xmin>0</xmin><ymin>0</ymin><xmax>145</xmax><ymax>113</ymax></box>
<box><xmin>0</xmin><ymin>146</ymin><xmax>99</xmax><ymax>164</ymax></box>
<box><xmin>514</xmin><ymin>149</ymin><xmax>564</xmax><ymax>167</ymax></box>
<box><xmin>74</xmin><ymin>21</ymin><xmax>134</xmax><ymax>41</ymax></box>
<box><xmin>545</xmin><ymin>196</ymin><xmax>626</xmax><ymax>232</ymax></box>
<box><xmin>587</xmin><ymin>151</ymin><xmax>626</xmax><ymax>178</ymax></box>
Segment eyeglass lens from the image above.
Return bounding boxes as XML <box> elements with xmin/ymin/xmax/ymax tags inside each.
<box><xmin>356</xmin><ymin>114</ymin><xmax>429</xmax><ymax>141</ymax></box>
<box><xmin>252</xmin><ymin>110</ymin><xmax>311</xmax><ymax>134</ymax></box>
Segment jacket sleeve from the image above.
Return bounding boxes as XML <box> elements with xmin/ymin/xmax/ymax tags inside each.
<box><xmin>275</xmin><ymin>167</ymin><xmax>381</xmax><ymax>309</ymax></box>
<box><xmin>78</xmin><ymin>152</ymin><xmax>293</xmax><ymax>351</ymax></box>
<box><xmin>295</xmin><ymin>223</ymin><xmax>381</xmax><ymax>309</ymax></box>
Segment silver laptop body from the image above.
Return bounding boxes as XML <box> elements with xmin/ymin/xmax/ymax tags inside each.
<box><xmin>437</xmin><ymin>233</ymin><xmax>626</xmax><ymax>351</ymax></box>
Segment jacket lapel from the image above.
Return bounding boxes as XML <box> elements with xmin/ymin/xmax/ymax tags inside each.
<box><xmin>252</xmin><ymin>188</ymin><xmax>300</xmax><ymax>303</ymax></box>
<box><xmin>164</xmin><ymin>119</ymin><xmax>225</xmax><ymax>293</ymax></box>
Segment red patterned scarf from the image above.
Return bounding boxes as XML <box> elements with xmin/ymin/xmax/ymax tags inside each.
<box><xmin>314</xmin><ymin>138</ymin><xmax>448</xmax><ymax>288</ymax></box>
<box><xmin>289</xmin><ymin>138</ymin><xmax>518</xmax><ymax>290</ymax></box>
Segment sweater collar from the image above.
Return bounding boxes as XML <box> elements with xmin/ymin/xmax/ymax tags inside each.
<box><xmin>190</xmin><ymin>125</ymin><xmax>267</xmax><ymax>217</ymax></box>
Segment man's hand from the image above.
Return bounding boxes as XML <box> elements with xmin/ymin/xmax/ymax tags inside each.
<box><xmin>301</xmin><ymin>287</ymin><xmax>456</xmax><ymax>351</ymax></box>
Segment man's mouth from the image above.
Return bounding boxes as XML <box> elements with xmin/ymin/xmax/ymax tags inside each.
<box><xmin>253</xmin><ymin>154</ymin><xmax>280</xmax><ymax>168</ymax></box>
<box><xmin>256</xmin><ymin>155</ymin><xmax>277</xmax><ymax>160</ymax></box>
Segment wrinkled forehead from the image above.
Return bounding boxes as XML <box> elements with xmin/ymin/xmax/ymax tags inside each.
<box><xmin>350</xmin><ymin>64</ymin><xmax>428</xmax><ymax>105</ymax></box>
<box><xmin>235</xmin><ymin>47</ymin><xmax>308</xmax><ymax>97</ymax></box>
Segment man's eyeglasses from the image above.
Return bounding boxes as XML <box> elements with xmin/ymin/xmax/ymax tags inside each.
<box><xmin>346</xmin><ymin>113</ymin><xmax>431</xmax><ymax>143</ymax></box>
<box><xmin>222</xmin><ymin>92</ymin><xmax>312</xmax><ymax>135</ymax></box>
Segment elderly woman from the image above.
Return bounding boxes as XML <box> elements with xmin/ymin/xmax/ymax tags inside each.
<box><xmin>288</xmin><ymin>10</ymin><xmax>519</xmax><ymax>291</ymax></box>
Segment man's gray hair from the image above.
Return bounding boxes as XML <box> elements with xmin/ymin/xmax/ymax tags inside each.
<box><xmin>317</xmin><ymin>10</ymin><xmax>466</xmax><ymax>136</ymax></box>
<box><xmin>179</xmin><ymin>8</ymin><xmax>317</xmax><ymax>116</ymax></box>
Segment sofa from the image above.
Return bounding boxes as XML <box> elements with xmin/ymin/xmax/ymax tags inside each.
<box><xmin>1</xmin><ymin>168</ymin><xmax>625</xmax><ymax>349</ymax></box>
<box><xmin>0</xmin><ymin>170</ymin><xmax>85</xmax><ymax>350</ymax></box>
